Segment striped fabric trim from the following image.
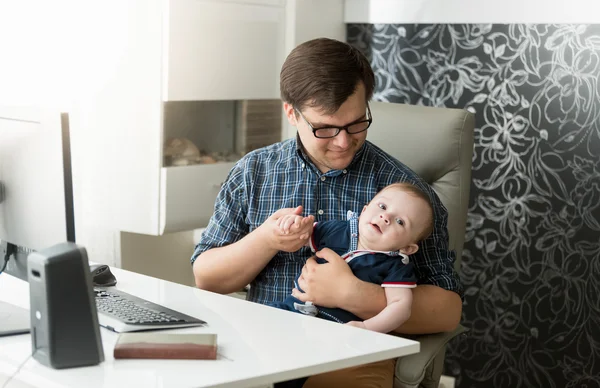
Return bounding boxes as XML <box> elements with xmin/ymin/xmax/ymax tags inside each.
<box><xmin>347</xmin><ymin>211</ymin><xmax>359</xmax><ymax>252</ymax></box>
<box><xmin>382</xmin><ymin>282</ymin><xmax>417</xmax><ymax>288</ymax></box>
<box><xmin>309</xmin><ymin>222</ymin><xmax>319</xmax><ymax>252</ymax></box>
<box><xmin>343</xmin><ymin>249</ymin><xmax>399</xmax><ymax>263</ymax></box>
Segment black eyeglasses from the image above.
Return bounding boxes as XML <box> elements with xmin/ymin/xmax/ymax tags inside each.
<box><xmin>296</xmin><ymin>104</ymin><xmax>372</xmax><ymax>139</ymax></box>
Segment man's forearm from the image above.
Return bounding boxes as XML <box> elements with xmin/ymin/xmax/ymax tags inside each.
<box><xmin>338</xmin><ymin>279</ymin><xmax>387</xmax><ymax>320</ymax></box>
<box><xmin>193</xmin><ymin>230</ymin><xmax>277</xmax><ymax>294</ymax></box>
<box><xmin>340</xmin><ymin>282</ymin><xmax>462</xmax><ymax>334</ymax></box>
<box><xmin>394</xmin><ymin>285</ymin><xmax>462</xmax><ymax>334</ymax></box>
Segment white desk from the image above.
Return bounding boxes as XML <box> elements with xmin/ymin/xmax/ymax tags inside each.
<box><xmin>0</xmin><ymin>267</ymin><xmax>419</xmax><ymax>388</ymax></box>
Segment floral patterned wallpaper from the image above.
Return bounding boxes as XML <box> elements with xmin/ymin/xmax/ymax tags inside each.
<box><xmin>347</xmin><ymin>24</ymin><xmax>600</xmax><ymax>387</ymax></box>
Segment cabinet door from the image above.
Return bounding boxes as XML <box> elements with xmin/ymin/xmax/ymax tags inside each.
<box><xmin>160</xmin><ymin>163</ymin><xmax>235</xmax><ymax>233</ymax></box>
<box><xmin>164</xmin><ymin>0</ymin><xmax>285</xmax><ymax>101</ymax></box>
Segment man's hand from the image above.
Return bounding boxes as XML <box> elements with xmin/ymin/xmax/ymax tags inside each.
<box><xmin>259</xmin><ymin>206</ymin><xmax>313</xmax><ymax>253</ymax></box>
<box><xmin>292</xmin><ymin>248</ymin><xmax>356</xmax><ymax>308</ymax></box>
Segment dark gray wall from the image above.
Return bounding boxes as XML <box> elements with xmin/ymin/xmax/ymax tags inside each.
<box><xmin>348</xmin><ymin>24</ymin><xmax>600</xmax><ymax>387</ymax></box>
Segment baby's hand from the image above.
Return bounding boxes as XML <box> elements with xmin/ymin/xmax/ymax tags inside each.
<box><xmin>346</xmin><ymin>321</ymin><xmax>367</xmax><ymax>329</ymax></box>
<box><xmin>262</xmin><ymin>206</ymin><xmax>312</xmax><ymax>252</ymax></box>
<box><xmin>277</xmin><ymin>214</ymin><xmax>306</xmax><ymax>235</ymax></box>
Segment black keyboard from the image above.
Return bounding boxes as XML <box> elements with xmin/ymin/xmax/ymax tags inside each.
<box><xmin>94</xmin><ymin>287</ymin><xmax>206</xmax><ymax>332</ymax></box>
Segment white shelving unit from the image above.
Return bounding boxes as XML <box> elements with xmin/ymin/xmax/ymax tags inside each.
<box><xmin>164</xmin><ymin>0</ymin><xmax>286</xmax><ymax>101</ymax></box>
<box><xmin>71</xmin><ymin>0</ymin><xmax>345</xmax><ymax>239</ymax></box>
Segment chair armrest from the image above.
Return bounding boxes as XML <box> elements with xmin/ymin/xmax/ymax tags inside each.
<box><xmin>394</xmin><ymin>325</ymin><xmax>468</xmax><ymax>388</ymax></box>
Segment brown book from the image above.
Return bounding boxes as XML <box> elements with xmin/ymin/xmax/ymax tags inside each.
<box><xmin>113</xmin><ymin>333</ymin><xmax>217</xmax><ymax>360</ymax></box>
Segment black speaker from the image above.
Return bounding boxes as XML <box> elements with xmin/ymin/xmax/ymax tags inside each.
<box><xmin>27</xmin><ymin>242</ymin><xmax>104</xmax><ymax>368</ymax></box>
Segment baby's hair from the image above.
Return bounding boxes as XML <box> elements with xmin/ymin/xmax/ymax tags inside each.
<box><xmin>380</xmin><ymin>182</ymin><xmax>434</xmax><ymax>242</ymax></box>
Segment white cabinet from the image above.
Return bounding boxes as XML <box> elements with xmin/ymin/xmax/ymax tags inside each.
<box><xmin>72</xmin><ymin>0</ymin><xmax>343</xmax><ymax>236</ymax></box>
<box><xmin>160</xmin><ymin>163</ymin><xmax>235</xmax><ymax>233</ymax></box>
<box><xmin>165</xmin><ymin>0</ymin><xmax>285</xmax><ymax>101</ymax></box>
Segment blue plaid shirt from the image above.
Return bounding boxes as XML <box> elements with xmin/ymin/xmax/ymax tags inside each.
<box><xmin>191</xmin><ymin>138</ymin><xmax>462</xmax><ymax>304</ymax></box>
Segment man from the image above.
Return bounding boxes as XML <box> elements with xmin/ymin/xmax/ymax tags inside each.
<box><xmin>192</xmin><ymin>38</ymin><xmax>462</xmax><ymax>387</ymax></box>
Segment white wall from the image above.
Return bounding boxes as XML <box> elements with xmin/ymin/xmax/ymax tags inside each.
<box><xmin>0</xmin><ymin>0</ymin><xmax>345</xmax><ymax>285</ymax></box>
<box><xmin>344</xmin><ymin>0</ymin><xmax>600</xmax><ymax>23</ymax></box>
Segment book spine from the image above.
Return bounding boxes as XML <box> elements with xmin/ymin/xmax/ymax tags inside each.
<box><xmin>114</xmin><ymin>343</ymin><xmax>217</xmax><ymax>360</ymax></box>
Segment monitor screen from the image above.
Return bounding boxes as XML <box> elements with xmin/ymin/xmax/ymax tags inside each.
<box><xmin>0</xmin><ymin>106</ymin><xmax>75</xmax><ymax>279</ymax></box>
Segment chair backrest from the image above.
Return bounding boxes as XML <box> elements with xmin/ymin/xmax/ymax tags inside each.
<box><xmin>367</xmin><ymin>101</ymin><xmax>475</xmax><ymax>268</ymax></box>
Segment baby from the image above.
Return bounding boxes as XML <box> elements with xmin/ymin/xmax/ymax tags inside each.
<box><xmin>270</xmin><ymin>182</ymin><xmax>434</xmax><ymax>333</ymax></box>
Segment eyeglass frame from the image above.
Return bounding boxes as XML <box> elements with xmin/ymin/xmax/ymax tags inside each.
<box><xmin>295</xmin><ymin>104</ymin><xmax>373</xmax><ymax>139</ymax></box>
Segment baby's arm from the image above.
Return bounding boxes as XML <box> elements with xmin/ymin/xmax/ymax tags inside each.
<box><xmin>346</xmin><ymin>287</ymin><xmax>412</xmax><ymax>333</ymax></box>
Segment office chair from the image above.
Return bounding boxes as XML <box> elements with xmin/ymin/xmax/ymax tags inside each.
<box><xmin>367</xmin><ymin>101</ymin><xmax>475</xmax><ymax>388</ymax></box>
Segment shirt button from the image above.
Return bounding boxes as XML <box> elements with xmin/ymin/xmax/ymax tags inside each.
<box><xmin>320</xmin><ymin>176</ymin><xmax>326</xmax><ymax>181</ymax></box>
<box><xmin>343</xmin><ymin>169</ymin><xmax>347</xmax><ymax>174</ymax></box>
<box><xmin>301</xmin><ymin>163</ymin><xmax>305</xmax><ymax>169</ymax></box>
<box><xmin>352</xmin><ymin>233</ymin><xmax>357</xmax><ymax>237</ymax></box>
<box><xmin>318</xmin><ymin>209</ymin><xmax>324</xmax><ymax>215</ymax></box>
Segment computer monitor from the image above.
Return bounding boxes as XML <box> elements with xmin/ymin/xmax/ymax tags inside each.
<box><xmin>0</xmin><ymin>106</ymin><xmax>75</xmax><ymax>280</ymax></box>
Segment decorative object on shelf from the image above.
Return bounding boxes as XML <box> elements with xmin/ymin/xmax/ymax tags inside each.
<box><xmin>163</xmin><ymin>137</ymin><xmax>246</xmax><ymax>167</ymax></box>
<box><xmin>236</xmin><ymin>100</ymin><xmax>282</xmax><ymax>153</ymax></box>
<box><xmin>164</xmin><ymin>137</ymin><xmax>203</xmax><ymax>166</ymax></box>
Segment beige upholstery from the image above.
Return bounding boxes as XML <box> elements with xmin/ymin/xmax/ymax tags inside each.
<box><xmin>367</xmin><ymin>101</ymin><xmax>475</xmax><ymax>388</ymax></box>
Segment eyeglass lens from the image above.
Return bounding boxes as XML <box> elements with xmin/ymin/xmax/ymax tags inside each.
<box><xmin>314</xmin><ymin>120</ymin><xmax>371</xmax><ymax>138</ymax></box>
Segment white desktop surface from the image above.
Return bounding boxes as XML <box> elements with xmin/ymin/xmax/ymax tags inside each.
<box><xmin>0</xmin><ymin>267</ymin><xmax>419</xmax><ymax>388</ymax></box>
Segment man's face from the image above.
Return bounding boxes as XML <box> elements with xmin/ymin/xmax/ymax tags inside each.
<box><xmin>284</xmin><ymin>83</ymin><xmax>369</xmax><ymax>173</ymax></box>
<box><xmin>358</xmin><ymin>186</ymin><xmax>430</xmax><ymax>254</ymax></box>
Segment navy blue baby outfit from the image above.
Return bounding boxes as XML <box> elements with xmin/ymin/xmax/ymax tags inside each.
<box><xmin>270</xmin><ymin>211</ymin><xmax>417</xmax><ymax>324</ymax></box>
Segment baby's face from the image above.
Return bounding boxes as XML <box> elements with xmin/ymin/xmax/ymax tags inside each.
<box><xmin>358</xmin><ymin>187</ymin><xmax>430</xmax><ymax>252</ymax></box>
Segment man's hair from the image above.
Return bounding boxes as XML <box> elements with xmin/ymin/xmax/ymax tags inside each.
<box><xmin>380</xmin><ymin>182</ymin><xmax>435</xmax><ymax>242</ymax></box>
<box><xmin>280</xmin><ymin>38</ymin><xmax>375</xmax><ymax>114</ymax></box>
